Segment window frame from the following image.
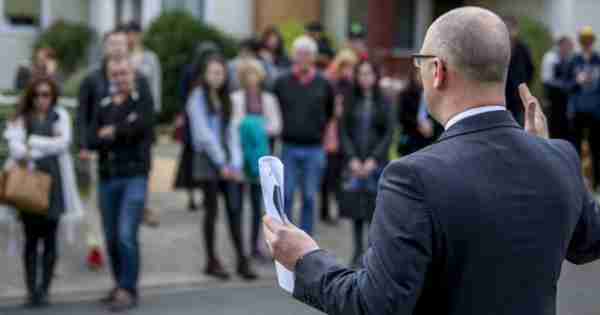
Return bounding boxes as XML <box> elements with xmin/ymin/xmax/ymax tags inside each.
<box><xmin>0</xmin><ymin>0</ymin><xmax>50</xmax><ymax>33</ymax></box>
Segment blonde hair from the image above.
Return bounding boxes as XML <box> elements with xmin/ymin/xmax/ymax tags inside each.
<box><xmin>237</xmin><ymin>58</ymin><xmax>267</xmax><ymax>89</ymax></box>
<box><xmin>292</xmin><ymin>35</ymin><xmax>318</xmax><ymax>56</ymax></box>
<box><xmin>326</xmin><ymin>49</ymin><xmax>358</xmax><ymax>78</ymax></box>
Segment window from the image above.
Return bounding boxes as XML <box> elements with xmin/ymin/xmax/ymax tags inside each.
<box><xmin>162</xmin><ymin>0</ymin><xmax>204</xmax><ymax>20</ymax></box>
<box><xmin>393</xmin><ymin>0</ymin><xmax>416</xmax><ymax>51</ymax></box>
<box><xmin>4</xmin><ymin>0</ymin><xmax>40</xmax><ymax>26</ymax></box>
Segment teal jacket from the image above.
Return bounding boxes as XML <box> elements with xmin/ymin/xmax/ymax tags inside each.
<box><xmin>239</xmin><ymin>115</ymin><xmax>270</xmax><ymax>182</ymax></box>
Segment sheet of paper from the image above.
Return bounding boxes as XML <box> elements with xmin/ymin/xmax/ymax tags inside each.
<box><xmin>259</xmin><ymin>156</ymin><xmax>295</xmax><ymax>293</ymax></box>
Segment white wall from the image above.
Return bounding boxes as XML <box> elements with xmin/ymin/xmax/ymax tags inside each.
<box><xmin>204</xmin><ymin>0</ymin><xmax>253</xmax><ymax>38</ymax></box>
<box><xmin>0</xmin><ymin>31</ymin><xmax>37</xmax><ymax>89</ymax></box>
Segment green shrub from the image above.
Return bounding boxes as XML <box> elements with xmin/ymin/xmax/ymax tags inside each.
<box><xmin>279</xmin><ymin>21</ymin><xmax>305</xmax><ymax>54</ymax></box>
<box><xmin>518</xmin><ymin>16</ymin><xmax>553</xmax><ymax>98</ymax></box>
<box><xmin>34</xmin><ymin>20</ymin><xmax>95</xmax><ymax>76</ymax></box>
<box><xmin>279</xmin><ymin>20</ymin><xmax>337</xmax><ymax>54</ymax></box>
<box><xmin>144</xmin><ymin>10</ymin><xmax>239</xmax><ymax>122</ymax></box>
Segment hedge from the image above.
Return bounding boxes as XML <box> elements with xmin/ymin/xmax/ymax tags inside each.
<box><xmin>144</xmin><ymin>10</ymin><xmax>239</xmax><ymax>122</ymax></box>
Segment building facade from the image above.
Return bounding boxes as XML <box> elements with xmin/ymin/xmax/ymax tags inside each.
<box><xmin>0</xmin><ymin>0</ymin><xmax>599</xmax><ymax>89</ymax></box>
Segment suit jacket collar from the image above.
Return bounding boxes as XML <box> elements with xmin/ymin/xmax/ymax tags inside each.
<box><xmin>437</xmin><ymin>110</ymin><xmax>521</xmax><ymax>143</ymax></box>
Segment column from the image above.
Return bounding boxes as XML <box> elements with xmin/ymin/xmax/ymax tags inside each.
<box><xmin>90</xmin><ymin>0</ymin><xmax>116</xmax><ymax>36</ymax></box>
<box><xmin>121</xmin><ymin>0</ymin><xmax>134</xmax><ymax>23</ymax></box>
<box><xmin>141</xmin><ymin>0</ymin><xmax>162</xmax><ymax>28</ymax></box>
<box><xmin>40</xmin><ymin>0</ymin><xmax>52</xmax><ymax>29</ymax></box>
<box><xmin>323</xmin><ymin>0</ymin><xmax>348</xmax><ymax>44</ymax></box>
<box><xmin>415</xmin><ymin>0</ymin><xmax>433</xmax><ymax>50</ymax></box>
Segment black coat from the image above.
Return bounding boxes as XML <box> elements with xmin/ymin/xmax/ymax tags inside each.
<box><xmin>294</xmin><ymin>110</ymin><xmax>600</xmax><ymax>315</ymax></box>
<box><xmin>337</xmin><ymin>95</ymin><xmax>394</xmax><ymax>220</ymax></box>
<box><xmin>77</xmin><ymin>62</ymin><xmax>154</xmax><ymax>150</ymax></box>
<box><xmin>340</xmin><ymin>95</ymin><xmax>395</xmax><ymax>163</ymax></box>
<box><xmin>88</xmin><ymin>88</ymin><xmax>155</xmax><ymax>180</ymax></box>
<box><xmin>506</xmin><ymin>40</ymin><xmax>535</xmax><ymax>124</ymax></box>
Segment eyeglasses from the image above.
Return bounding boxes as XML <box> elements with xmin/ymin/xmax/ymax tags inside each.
<box><xmin>412</xmin><ymin>54</ymin><xmax>437</xmax><ymax>69</ymax></box>
<box><xmin>34</xmin><ymin>91</ymin><xmax>52</xmax><ymax>98</ymax></box>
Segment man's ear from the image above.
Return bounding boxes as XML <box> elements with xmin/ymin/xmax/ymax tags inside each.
<box><xmin>432</xmin><ymin>59</ymin><xmax>446</xmax><ymax>89</ymax></box>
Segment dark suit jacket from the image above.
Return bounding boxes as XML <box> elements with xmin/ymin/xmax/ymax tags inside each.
<box><xmin>294</xmin><ymin>110</ymin><xmax>600</xmax><ymax>315</ymax></box>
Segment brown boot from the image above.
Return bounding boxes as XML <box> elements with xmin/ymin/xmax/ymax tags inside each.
<box><xmin>108</xmin><ymin>289</ymin><xmax>137</xmax><ymax>313</ymax></box>
<box><xmin>204</xmin><ymin>259</ymin><xmax>230</xmax><ymax>280</ymax></box>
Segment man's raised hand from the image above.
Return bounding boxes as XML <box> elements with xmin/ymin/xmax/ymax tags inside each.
<box><xmin>519</xmin><ymin>83</ymin><xmax>549</xmax><ymax>139</ymax></box>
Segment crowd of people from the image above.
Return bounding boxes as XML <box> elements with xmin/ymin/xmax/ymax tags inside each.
<box><xmin>2</xmin><ymin>15</ymin><xmax>599</xmax><ymax>313</ymax></box>
<box><xmin>542</xmin><ymin>26</ymin><xmax>600</xmax><ymax>191</ymax></box>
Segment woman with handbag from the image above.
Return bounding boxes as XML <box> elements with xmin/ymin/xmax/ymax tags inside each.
<box><xmin>338</xmin><ymin>60</ymin><xmax>395</xmax><ymax>267</ymax></box>
<box><xmin>3</xmin><ymin>76</ymin><xmax>83</xmax><ymax>308</ymax></box>
<box><xmin>231</xmin><ymin>58</ymin><xmax>281</xmax><ymax>261</ymax></box>
<box><xmin>174</xmin><ymin>56</ymin><xmax>257</xmax><ymax>280</ymax></box>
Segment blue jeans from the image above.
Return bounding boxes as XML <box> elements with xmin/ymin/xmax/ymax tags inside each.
<box><xmin>281</xmin><ymin>144</ymin><xmax>325</xmax><ymax>235</ymax></box>
<box><xmin>99</xmin><ymin>176</ymin><xmax>147</xmax><ymax>295</ymax></box>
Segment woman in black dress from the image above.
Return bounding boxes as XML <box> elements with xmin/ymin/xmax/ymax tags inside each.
<box><xmin>338</xmin><ymin>60</ymin><xmax>395</xmax><ymax>267</ymax></box>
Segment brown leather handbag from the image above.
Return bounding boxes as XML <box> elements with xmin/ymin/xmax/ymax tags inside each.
<box><xmin>1</xmin><ymin>163</ymin><xmax>52</xmax><ymax>215</ymax></box>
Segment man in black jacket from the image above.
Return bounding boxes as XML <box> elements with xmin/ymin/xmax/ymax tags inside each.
<box><xmin>77</xmin><ymin>29</ymin><xmax>130</xmax><ymax>160</ymax></box>
<box><xmin>263</xmin><ymin>7</ymin><xmax>600</xmax><ymax>315</ymax></box>
<box><xmin>89</xmin><ymin>57</ymin><xmax>154</xmax><ymax>313</ymax></box>
<box><xmin>273</xmin><ymin>35</ymin><xmax>334</xmax><ymax>235</ymax></box>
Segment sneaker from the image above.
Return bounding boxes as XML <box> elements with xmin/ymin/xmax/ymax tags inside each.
<box><xmin>108</xmin><ymin>289</ymin><xmax>137</xmax><ymax>313</ymax></box>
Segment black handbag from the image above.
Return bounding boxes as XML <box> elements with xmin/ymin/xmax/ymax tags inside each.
<box><xmin>192</xmin><ymin>151</ymin><xmax>219</xmax><ymax>182</ymax></box>
<box><xmin>337</xmin><ymin>167</ymin><xmax>381</xmax><ymax>220</ymax></box>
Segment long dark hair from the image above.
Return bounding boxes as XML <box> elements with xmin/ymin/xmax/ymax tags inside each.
<box><xmin>197</xmin><ymin>55</ymin><xmax>232</xmax><ymax>122</ymax></box>
<box><xmin>16</xmin><ymin>76</ymin><xmax>59</xmax><ymax>120</ymax></box>
<box><xmin>351</xmin><ymin>60</ymin><xmax>384</xmax><ymax>105</ymax></box>
<box><xmin>261</xmin><ymin>26</ymin><xmax>287</xmax><ymax>60</ymax></box>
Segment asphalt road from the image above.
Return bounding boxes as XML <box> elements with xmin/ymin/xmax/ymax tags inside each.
<box><xmin>0</xmin><ymin>284</ymin><xmax>322</xmax><ymax>315</ymax></box>
<box><xmin>2</xmin><ymin>259</ymin><xmax>600</xmax><ymax>315</ymax></box>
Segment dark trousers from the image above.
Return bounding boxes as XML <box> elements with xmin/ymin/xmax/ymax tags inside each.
<box><xmin>248</xmin><ymin>183</ymin><xmax>263</xmax><ymax>254</ymax></box>
<box><xmin>201</xmin><ymin>181</ymin><xmax>246</xmax><ymax>262</ymax></box>
<box><xmin>548</xmin><ymin>96</ymin><xmax>570</xmax><ymax>140</ymax></box>
<box><xmin>571</xmin><ymin>113</ymin><xmax>600</xmax><ymax>188</ymax></box>
<box><xmin>21</xmin><ymin>213</ymin><xmax>59</xmax><ymax>298</ymax></box>
<box><xmin>352</xmin><ymin>219</ymin><xmax>370</xmax><ymax>264</ymax></box>
<box><xmin>99</xmin><ymin>176</ymin><xmax>147</xmax><ymax>295</ymax></box>
<box><xmin>320</xmin><ymin>153</ymin><xmax>344</xmax><ymax>221</ymax></box>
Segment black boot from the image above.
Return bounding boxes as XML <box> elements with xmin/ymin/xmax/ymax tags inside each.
<box><xmin>237</xmin><ymin>257</ymin><xmax>258</xmax><ymax>280</ymax></box>
<box><xmin>38</xmin><ymin>243</ymin><xmax>57</xmax><ymax>307</ymax></box>
<box><xmin>23</xmin><ymin>250</ymin><xmax>39</xmax><ymax>308</ymax></box>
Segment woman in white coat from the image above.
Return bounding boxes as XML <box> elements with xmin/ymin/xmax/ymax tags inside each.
<box><xmin>3</xmin><ymin>77</ymin><xmax>83</xmax><ymax>308</ymax></box>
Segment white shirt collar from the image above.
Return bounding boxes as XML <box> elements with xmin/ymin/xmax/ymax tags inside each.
<box><xmin>445</xmin><ymin>106</ymin><xmax>506</xmax><ymax>130</ymax></box>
